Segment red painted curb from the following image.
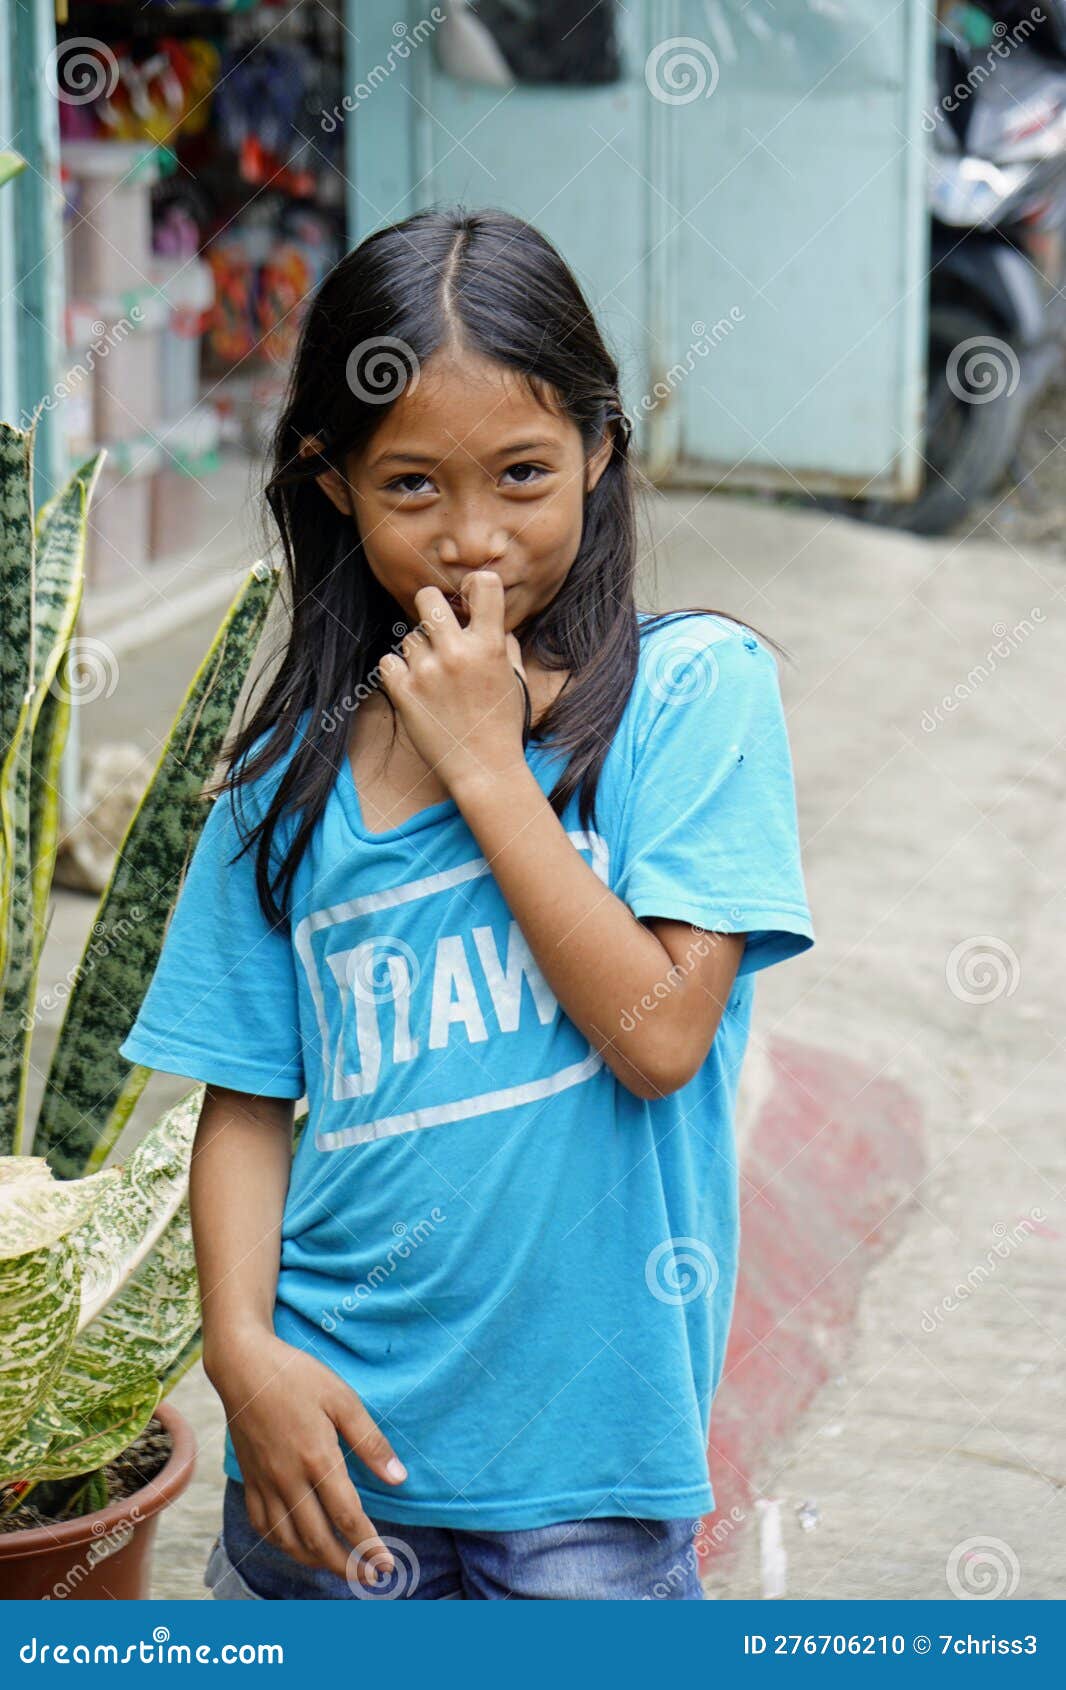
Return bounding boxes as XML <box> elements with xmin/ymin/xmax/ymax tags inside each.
<box><xmin>698</xmin><ymin>1034</ymin><xmax>926</xmax><ymax>1565</ymax></box>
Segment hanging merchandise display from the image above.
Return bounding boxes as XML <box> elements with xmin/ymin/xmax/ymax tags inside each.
<box><xmin>52</xmin><ymin>0</ymin><xmax>347</xmax><ymax>584</ymax></box>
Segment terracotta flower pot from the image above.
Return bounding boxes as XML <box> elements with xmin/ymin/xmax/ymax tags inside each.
<box><xmin>0</xmin><ymin>1397</ymin><xmax>197</xmax><ymax>1600</ymax></box>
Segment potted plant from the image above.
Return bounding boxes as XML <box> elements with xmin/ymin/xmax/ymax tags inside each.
<box><xmin>0</xmin><ymin>418</ymin><xmax>278</xmax><ymax>1598</ymax></box>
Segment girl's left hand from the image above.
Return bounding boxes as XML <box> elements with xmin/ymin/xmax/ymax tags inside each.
<box><xmin>377</xmin><ymin>570</ymin><xmax>529</xmax><ymax>798</ymax></box>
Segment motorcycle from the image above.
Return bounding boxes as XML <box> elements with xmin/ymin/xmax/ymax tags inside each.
<box><xmin>845</xmin><ymin>0</ymin><xmax>1066</xmax><ymax>534</ymax></box>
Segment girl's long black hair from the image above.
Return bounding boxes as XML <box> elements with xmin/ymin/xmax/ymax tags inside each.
<box><xmin>216</xmin><ymin>204</ymin><xmax>779</xmax><ymax>929</ymax></box>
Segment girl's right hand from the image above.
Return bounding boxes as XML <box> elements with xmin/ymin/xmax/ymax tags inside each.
<box><xmin>205</xmin><ymin>1328</ymin><xmax>408</xmax><ymax>1587</ymax></box>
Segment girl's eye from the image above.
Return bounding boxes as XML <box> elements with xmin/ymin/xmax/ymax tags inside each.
<box><xmin>386</xmin><ymin>473</ymin><xmax>432</xmax><ymax>496</ymax></box>
<box><xmin>384</xmin><ymin>463</ymin><xmax>548</xmax><ymax>497</ymax></box>
<box><xmin>502</xmin><ymin>461</ymin><xmax>547</xmax><ymax>487</ymax></box>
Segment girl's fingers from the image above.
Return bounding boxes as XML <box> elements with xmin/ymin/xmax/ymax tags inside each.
<box><xmin>258</xmin><ymin>1488</ymin><xmax>315</xmax><ymax>1565</ymax></box>
<box><xmin>312</xmin><ymin>1469</ymin><xmax>399</xmax><ymax>1583</ymax></box>
<box><xmin>411</xmin><ymin>572</ymin><xmax>505</xmax><ymax>640</ymax></box>
<box><xmin>258</xmin><ymin>1480</ymin><xmax>390</xmax><ymax>1586</ymax></box>
<box><xmin>462</xmin><ymin>568</ymin><xmax>505</xmax><ymax>635</ymax></box>
<box><xmin>242</xmin><ymin>1480</ymin><xmax>269</xmax><ymax>1540</ymax></box>
<box><xmin>289</xmin><ymin>1484</ymin><xmax>390</xmax><ymax>1586</ymax></box>
<box><xmin>330</xmin><ymin>1390</ymin><xmax>408</xmax><ymax>1489</ymax></box>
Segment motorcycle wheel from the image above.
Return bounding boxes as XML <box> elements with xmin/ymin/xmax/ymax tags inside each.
<box><xmin>826</xmin><ymin>303</ymin><xmax>1029</xmax><ymax>537</ymax></box>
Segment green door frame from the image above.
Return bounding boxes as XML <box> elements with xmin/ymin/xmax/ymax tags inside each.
<box><xmin>1</xmin><ymin>0</ymin><xmax>63</xmax><ymax>497</ymax></box>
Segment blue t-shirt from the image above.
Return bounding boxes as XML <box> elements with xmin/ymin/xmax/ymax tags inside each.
<box><xmin>121</xmin><ymin>610</ymin><xmax>814</xmax><ymax>1530</ymax></box>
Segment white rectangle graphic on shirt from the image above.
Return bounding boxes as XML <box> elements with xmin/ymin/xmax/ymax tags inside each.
<box><xmin>293</xmin><ymin>830</ymin><xmax>610</xmax><ymax>1150</ymax></box>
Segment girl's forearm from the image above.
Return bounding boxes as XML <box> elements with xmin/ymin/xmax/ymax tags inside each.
<box><xmin>450</xmin><ymin>763</ymin><xmax>719</xmax><ymax>1097</ymax></box>
<box><xmin>190</xmin><ymin>1085</ymin><xmax>295</xmax><ymax>1384</ymax></box>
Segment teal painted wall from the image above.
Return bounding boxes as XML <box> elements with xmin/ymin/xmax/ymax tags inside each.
<box><xmin>346</xmin><ymin>0</ymin><xmax>932</xmax><ymax>498</ymax></box>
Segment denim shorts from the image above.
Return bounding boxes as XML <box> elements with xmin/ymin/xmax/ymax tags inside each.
<box><xmin>204</xmin><ymin>1477</ymin><xmax>707</xmax><ymax>1600</ymax></box>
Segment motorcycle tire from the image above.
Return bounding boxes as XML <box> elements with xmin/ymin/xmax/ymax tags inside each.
<box><xmin>824</xmin><ymin>303</ymin><xmax>1029</xmax><ymax>537</ymax></box>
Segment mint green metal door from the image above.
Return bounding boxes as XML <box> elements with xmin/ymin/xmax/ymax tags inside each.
<box><xmin>346</xmin><ymin>1</ymin><xmax>932</xmax><ymax>499</ymax></box>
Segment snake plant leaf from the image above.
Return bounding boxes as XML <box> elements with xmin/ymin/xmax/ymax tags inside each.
<box><xmin>27</xmin><ymin>651</ymin><xmax>71</xmax><ymax>967</ymax></box>
<box><xmin>26</xmin><ymin>456</ymin><xmax>102</xmax><ymax>970</ymax></box>
<box><xmin>0</xmin><ymin>459</ymin><xmax>100</xmax><ymax>1154</ymax></box>
<box><xmin>34</xmin><ymin>561</ymin><xmax>279</xmax><ymax>1178</ymax></box>
<box><xmin>0</xmin><ymin>423</ymin><xmax>35</xmax><ymax>999</ymax></box>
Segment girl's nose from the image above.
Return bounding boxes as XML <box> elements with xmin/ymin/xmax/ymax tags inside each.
<box><xmin>439</xmin><ymin>524</ymin><xmax>509</xmax><ymax>570</ymax></box>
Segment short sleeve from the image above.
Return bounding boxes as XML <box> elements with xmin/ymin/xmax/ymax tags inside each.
<box><xmin>119</xmin><ymin>771</ymin><xmax>306</xmax><ymax>1098</ymax></box>
<box><xmin>615</xmin><ymin>622</ymin><xmax>815</xmax><ymax>977</ymax></box>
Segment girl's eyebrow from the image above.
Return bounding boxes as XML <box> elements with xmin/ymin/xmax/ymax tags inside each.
<box><xmin>371</xmin><ymin>438</ymin><xmax>560</xmax><ymax>469</ymax></box>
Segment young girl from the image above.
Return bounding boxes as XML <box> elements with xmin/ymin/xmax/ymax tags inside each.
<box><xmin>120</xmin><ymin>206</ymin><xmax>814</xmax><ymax>1601</ymax></box>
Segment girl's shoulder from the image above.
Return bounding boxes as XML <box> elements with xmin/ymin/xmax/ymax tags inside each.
<box><xmin>637</xmin><ymin>605</ymin><xmax>767</xmax><ymax>647</ymax></box>
<box><xmin>633</xmin><ymin>609</ymin><xmax>774</xmax><ymax>705</ymax></box>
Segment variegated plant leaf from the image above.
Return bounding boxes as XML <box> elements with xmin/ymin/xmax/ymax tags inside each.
<box><xmin>157</xmin><ymin>1328</ymin><xmax>204</xmax><ymax>1397</ymax></box>
<box><xmin>71</xmin><ymin>1194</ymin><xmax>201</xmax><ymax>1395</ymax></box>
<box><xmin>0</xmin><ymin>1375</ymin><xmax>161</xmax><ymax>1487</ymax></box>
<box><xmin>1</xmin><ymin>460</ymin><xmax>99</xmax><ymax>1152</ymax></box>
<box><xmin>0</xmin><ymin>1238</ymin><xmax>82</xmax><ymax>1454</ymax></box>
<box><xmin>0</xmin><ymin>1157</ymin><xmax>123</xmax><ymax>1474</ymax></box>
<box><xmin>34</xmin><ymin>561</ymin><xmax>279</xmax><ymax>1177</ymax></box>
<box><xmin>0</xmin><ymin>1091</ymin><xmax>200</xmax><ymax>1484</ymax></box>
<box><xmin>68</xmin><ymin>1086</ymin><xmax>202</xmax><ymax>1330</ymax></box>
<box><xmin>0</xmin><ymin>1157</ymin><xmax>121</xmax><ymax>1259</ymax></box>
